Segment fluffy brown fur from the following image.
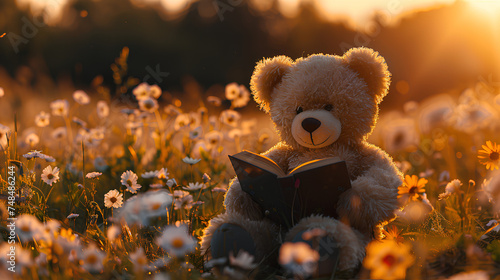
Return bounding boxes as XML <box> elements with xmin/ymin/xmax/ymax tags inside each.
<box><xmin>200</xmin><ymin>47</ymin><xmax>403</xmax><ymax>272</ymax></box>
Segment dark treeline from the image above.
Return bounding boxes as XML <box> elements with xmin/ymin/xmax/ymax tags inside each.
<box><xmin>0</xmin><ymin>0</ymin><xmax>498</xmax><ymax>109</ymax></box>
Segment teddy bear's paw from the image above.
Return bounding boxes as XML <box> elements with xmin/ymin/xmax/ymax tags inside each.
<box><xmin>285</xmin><ymin>216</ymin><xmax>366</xmax><ymax>273</ymax></box>
<box><xmin>210</xmin><ymin>223</ymin><xmax>257</xmax><ymax>261</ymax></box>
<box><xmin>290</xmin><ymin>228</ymin><xmax>340</xmax><ymax>278</ymax></box>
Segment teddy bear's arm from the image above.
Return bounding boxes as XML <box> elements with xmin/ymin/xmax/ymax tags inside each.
<box><xmin>223</xmin><ymin>177</ymin><xmax>264</xmax><ymax>220</ymax></box>
<box><xmin>224</xmin><ymin>142</ymin><xmax>293</xmax><ymax>220</ymax></box>
<box><xmin>260</xmin><ymin>142</ymin><xmax>293</xmax><ymax>172</ymax></box>
<box><xmin>337</xmin><ymin>144</ymin><xmax>403</xmax><ymax>235</ymax></box>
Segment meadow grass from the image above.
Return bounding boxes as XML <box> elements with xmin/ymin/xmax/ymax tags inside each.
<box><xmin>1</xmin><ymin>52</ymin><xmax>500</xmax><ymax>279</ymax></box>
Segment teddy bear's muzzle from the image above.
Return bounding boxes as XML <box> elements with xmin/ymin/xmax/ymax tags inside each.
<box><xmin>291</xmin><ymin>109</ymin><xmax>341</xmax><ymax>149</ymax></box>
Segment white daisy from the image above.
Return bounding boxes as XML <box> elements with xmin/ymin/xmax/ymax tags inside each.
<box><xmin>35</xmin><ymin>219</ymin><xmax>60</xmax><ymax>241</ymax></box>
<box><xmin>139</xmin><ymin>97</ymin><xmax>159</xmax><ymax>113</ymax></box>
<box><xmin>149</xmin><ymin>84</ymin><xmax>162</xmax><ymax>99</ymax></box>
<box><xmin>230</xmin><ymin>250</ymin><xmax>258</xmax><ymax>270</ymax></box>
<box><xmin>207</xmin><ymin>96</ymin><xmax>222</xmax><ymax>106</ymax></box>
<box><xmin>42</xmin><ymin>154</ymin><xmax>56</xmax><ymax>162</ymax></box>
<box><xmin>173</xmin><ymin>191</ymin><xmax>194</xmax><ymax>210</ymax></box>
<box><xmin>107</xmin><ymin>225</ymin><xmax>121</xmax><ymax>242</ymax></box>
<box><xmin>51</xmin><ymin>127</ymin><xmax>67</xmax><ymax>141</ymax></box>
<box><xmin>97</xmin><ymin>101</ymin><xmax>109</xmax><ymax>118</ymax></box>
<box><xmin>104</xmin><ymin>190</ymin><xmax>124</xmax><ymax>208</ymax></box>
<box><xmin>42</xmin><ymin>220</ymin><xmax>61</xmax><ymax>238</ymax></box>
<box><xmin>25</xmin><ymin>132</ymin><xmax>39</xmax><ymax>147</ymax></box>
<box><xmin>145</xmin><ymin>191</ymin><xmax>172</xmax><ymax>218</ymax></box>
<box><xmin>183</xmin><ymin>182</ymin><xmax>206</xmax><ymax>191</ymax></box>
<box><xmin>220</xmin><ymin>109</ymin><xmax>240</xmax><ymax>127</ymax></box>
<box><xmin>117</xmin><ymin>196</ymin><xmax>144</xmax><ymax>226</ymax></box>
<box><xmin>16</xmin><ymin>214</ymin><xmax>43</xmax><ymax>242</ymax></box>
<box><xmin>225</xmin><ymin>82</ymin><xmax>240</xmax><ymax>100</ymax></box>
<box><xmin>50</xmin><ymin>99</ymin><xmax>69</xmax><ymax>117</ymax></box>
<box><xmin>41</xmin><ymin>165</ymin><xmax>60</xmax><ymax>186</ymax></box>
<box><xmin>205</xmin><ymin>131</ymin><xmax>222</xmax><ymax>150</ymax></box>
<box><xmin>133</xmin><ymin>83</ymin><xmax>150</xmax><ymax>100</ymax></box>
<box><xmin>130</xmin><ymin>247</ymin><xmax>150</xmax><ymax>271</ymax></box>
<box><xmin>192</xmin><ymin>140</ymin><xmax>208</xmax><ymax>159</ymax></box>
<box><xmin>279</xmin><ymin>242</ymin><xmax>319</xmax><ymax>278</ymax></box>
<box><xmin>23</xmin><ymin>151</ymin><xmax>55</xmax><ymax>162</ymax></box>
<box><xmin>81</xmin><ymin>244</ymin><xmax>106</xmax><ymax>273</ymax></box>
<box><xmin>0</xmin><ymin>244</ymin><xmax>32</xmax><ymax>275</ymax></box>
<box><xmin>121</xmin><ymin>170</ymin><xmax>142</xmax><ymax>194</ymax></box>
<box><xmin>188</xmin><ymin>112</ymin><xmax>201</xmax><ymax>128</ymax></box>
<box><xmin>174</xmin><ymin>113</ymin><xmax>191</xmax><ymax>131</ymax></box>
<box><xmin>156</xmin><ymin>225</ymin><xmax>196</xmax><ymax>258</ymax></box>
<box><xmin>232</xmin><ymin>85</ymin><xmax>250</xmax><ymax>108</ymax></box>
<box><xmin>73</xmin><ymin>90</ymin><xmax>90</xmax><ymax>105</ymax></box>
<box><xmin>182</xmin><ymin>156</ymin><xmax>201</xmax><ymax>165</ymax></box>
<box><xmin>0</xmin><ymin>124</ymin><xmax>10</xmax><ymax>149</ymax></box>
<box><xmin>189</xmin><ymin>126</ymin><xmax>203</xmax><ymax>140</ymax></box>
<box><xmin>35</xmin><ymin>111</ymin><xmax>50</xmax><ymax>127</ymax></box>
<box><xmin>141</xmin><ymin>170</ymin><xmax>159</xmax><ymax>179</ymax></box>
<box><xmin>166</xmin><ymin>179</ymin><xmax>177</xmax><ymax>188</ymax></box>
<box><xmin>381</xmin><ymin>118</ymin><xmax>419</xmax><ymax>154</ymax></box>
<box><xmin>23</xmin><ymin>150</ymin><xmax>43</xmax><ymax>159</ymax></box>
<box><xmin>86</xmin><ymin>172</ymin><xmax>102</xmax><ymax>179</ymax></box>
<box><xmin>418</xmin><ymin>94</ymin><xmax>454</xmax><ymax>134</ymax></box>
<box><xmin>133</xmin><ymin>83</ymin><xmax>162</xmax><ymax>100</ymax></box>
<box><xmin>157</xmin><ymin>168</ymin><xmax>169</xmax><ymax>180</ymax></box>
<box><xmin>438</xmin><ymin>179</ymin><xmax>462</xmax><ymax>200</ymax></box>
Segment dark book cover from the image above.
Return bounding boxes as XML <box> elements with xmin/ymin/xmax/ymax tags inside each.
<box><xmin>228</xmin><ymin>153</ymin><xmax>352</xmax><ymax>230</ymax></box>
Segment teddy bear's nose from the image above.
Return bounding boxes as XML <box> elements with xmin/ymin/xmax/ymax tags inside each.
<box><xmin>302</xmin><ymin>118</ymin><xmax>321</xmax><ymax>133</ymax></box>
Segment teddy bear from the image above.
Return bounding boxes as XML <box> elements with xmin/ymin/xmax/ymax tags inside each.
<box><xmin>201</xmin><ymin>47</ymin><xmax>403</xmax><ymax>277</ymax></box>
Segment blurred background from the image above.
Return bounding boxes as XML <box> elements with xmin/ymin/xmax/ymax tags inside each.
<box><xmin>1</xmin><ymin>0</ymin><xmax>499</xmax><ymax>112</ymax></box>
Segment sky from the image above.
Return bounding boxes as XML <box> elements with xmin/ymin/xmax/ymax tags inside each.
<box><xmin>14</xmin><ymin>0</ymin><xmax>500</xmax><ymax>27</ymax></box>
<box><xmin>280</xmin><ymin>0</ymin><xmax>456</xmax><ymax>23</ymax></box>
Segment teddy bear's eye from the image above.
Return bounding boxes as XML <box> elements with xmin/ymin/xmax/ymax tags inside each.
<box><xmin>324</xmin><ymin>104</ymin><xmax>334</xmax><ymax>111</ymax></box>
<box><xmin>296</xmin><ymin>106</ymin><xmax>303</xmax><ymax>114</ymax></box>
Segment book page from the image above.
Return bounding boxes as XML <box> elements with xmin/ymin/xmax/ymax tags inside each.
<box><xmin>289</xmin><ymin>157</ymin><xmax>341</xmax><ymax>175</ymax></box>
<box><xmin>231</xmin><ymin>150</ymin><xmax>286</xmax><ymax>177</ymax></box>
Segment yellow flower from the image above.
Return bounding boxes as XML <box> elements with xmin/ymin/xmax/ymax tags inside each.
<box><xmin>364</xmin><ymin>239</ymin><xmax>415</xmax><ymax>280</ymax></box>
<box><xmin>397</xmin><ymin>175</ymin><xmax>427</xmax><ymax>204</ymax></box>
<box><xmin>478</xmin><ymin>140</ymin><xmax>500</xmax><ymax>170</ymax></box>
<box><xmin>382</xmin><ymin>225</ymin><xmax>404</xmax><ymax>244</ymax></box>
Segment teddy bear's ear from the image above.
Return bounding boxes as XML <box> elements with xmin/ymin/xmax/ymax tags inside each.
<box><xmin>343</xmin><ymin>47</ymin><xmax>391</xmax><ymax>104</ymax></box>
<box><xmin>250</xmin><ymin>55</ymin><xmax>293</xmax><ymax>112</ymax></box>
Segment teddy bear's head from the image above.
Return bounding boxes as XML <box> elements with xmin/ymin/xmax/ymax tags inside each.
<box><xmin>250</xmin><ymin>47</ymin><xmax>391</xmax><ymax>150</ymax></box>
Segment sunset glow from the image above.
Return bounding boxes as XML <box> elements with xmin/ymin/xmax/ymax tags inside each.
<box><xmin>2</xmin><ymin>0</ymin><xmax>500</xmax><ymax>279</ymax></box>
<box><xmin>464</xmin><ymin>0</ymin><xmax>500</xmax><ymax>20</ymax></box>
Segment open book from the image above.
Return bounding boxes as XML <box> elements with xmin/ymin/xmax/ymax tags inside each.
<box><xmin>229</xmin><ymin>150</ymin><xmax>351</xmax><ymax>230</ymax></box>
